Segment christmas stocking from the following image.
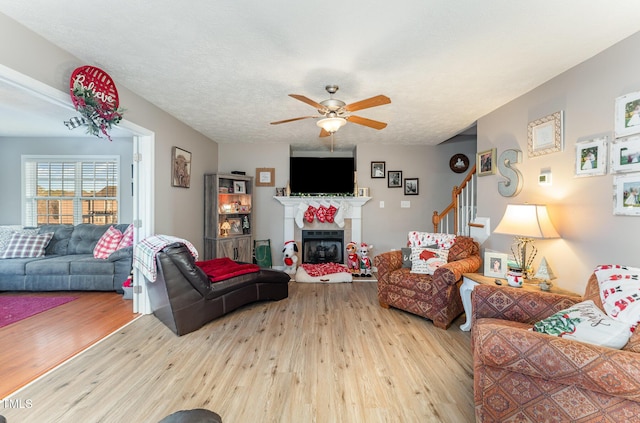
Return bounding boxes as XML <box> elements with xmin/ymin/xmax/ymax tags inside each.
<box><xmin>325</xmin><ymin>201</ymin><xmax>339</xmax><ymax>223</ymax></box>
<box><xmin>295</xmin><ymin>202</ymin><xmax>308</xmax><ymax>228</ymax></box>
<box><xmin>334</xmin><ymin>201</ymin><xmax>349</xmax><ymax>228</ymax></box>
<box><xmin>305</xmin><ymin>201</ymin><xmax>320</xmax><ymax>223</ymax></box>
<box><xmin>316</xmin><ymin>201</ymin><xmax>330</xmax><ymax>223</ymax></box>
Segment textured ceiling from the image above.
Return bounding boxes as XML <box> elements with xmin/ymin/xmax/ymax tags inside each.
<box><xmin>1</xmin><ymin>1</ymin><xmax>640</xmax><ymax>148</ymax></box>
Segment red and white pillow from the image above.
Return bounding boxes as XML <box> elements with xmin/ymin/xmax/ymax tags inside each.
<box><xmin>117</xmin><ymin>224</ymin><xmax>134</xmax><ymax>249</ymax></box>
<box><xmin>93</xmin><ymin>226</ymin><xmax>124</xmax><ymax>259</ymax></box>
<box><xmin>594</xmin><ymin>264</ymin><xmax>640</xmax><ymax>329</ymax></box>
<box><xmin>410</xmin><ymin>247</ymin><xmax>449</xmax><ymax>275</ymax></box>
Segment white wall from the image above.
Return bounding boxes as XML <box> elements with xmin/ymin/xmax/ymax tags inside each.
<box><xmin>478</xmin><ymin>31</ymin><xmax>640</xmax><ymax>295</ymax></box>
<box><xmin>0</xmin><ymin>13</ymin><xmax>218</xmax><ymax>253</ymax></box>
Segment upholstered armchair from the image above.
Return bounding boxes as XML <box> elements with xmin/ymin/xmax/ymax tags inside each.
<box><xmin>472</xmin><ymin>272</ymin><xmax>640</xmax><ymax>422</ymax></box>
<box><xmin>374</xmin><ymin>235</ymin><xmax>481</xmax><ymax>329</ymax></box>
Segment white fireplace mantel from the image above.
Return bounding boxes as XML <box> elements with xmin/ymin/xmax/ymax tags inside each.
<box><xmin>274</xmin><ymin>196</ymin><xmax>371</xmax><ymax>243</ymax></box>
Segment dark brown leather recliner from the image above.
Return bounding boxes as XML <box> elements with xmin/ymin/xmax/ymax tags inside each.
<box><xmin>146</xmin><ymin>243</ymin><xmax>290</xmax><ymax>336</ymax></box>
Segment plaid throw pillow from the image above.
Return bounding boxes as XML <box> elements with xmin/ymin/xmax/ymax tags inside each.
<box><xmin>117</xmin><ymin>224</ymin><xmax>134</xmax><ymax>250</ymax></box>
<box><xmin>93</xmin><ymin>226</ymin><xmax>124</xmax><ymax>259</ymax></box>
<box><xmin>1</xmin><ymin>232</ymin><xmax>54</xmax><ymax>258</ymax></box>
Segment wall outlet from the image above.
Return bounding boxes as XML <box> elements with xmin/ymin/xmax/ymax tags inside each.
<box><xmin>379</xmin><ymin>200</ymin><xmax>385</xmax><ymax>208</ymax></box>
<box><xmin>401</xmin><ymin>201</ymin><xmax>410</xmax><ymax>208</ymax></box>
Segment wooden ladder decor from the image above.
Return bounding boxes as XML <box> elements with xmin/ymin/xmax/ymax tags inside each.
<box><xmin>432</xmin><ymin>164</ymin><xmax>477</xmax><ymax>235</ymax></box>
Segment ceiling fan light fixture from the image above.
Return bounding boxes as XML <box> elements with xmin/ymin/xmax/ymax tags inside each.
<box><xmin>316</xmin><ymin>117</ymin><xmax>346</xmax><ymax>133</ymax></box>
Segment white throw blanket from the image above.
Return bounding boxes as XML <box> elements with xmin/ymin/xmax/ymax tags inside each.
<box><xmin>133</xmin><ymin>235</ymin><xmax>198</xmax><ymax>282</ymax></box>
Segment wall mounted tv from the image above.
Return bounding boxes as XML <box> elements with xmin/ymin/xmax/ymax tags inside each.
<box><xmin>290</xmin><ymin>157</ymin><xmax>355</xmax><ymax>195</ymax></box>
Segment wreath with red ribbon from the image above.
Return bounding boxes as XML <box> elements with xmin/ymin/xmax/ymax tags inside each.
<box><xmin>66</xmin><ymin>66</ymin><xmax>125</xmax><ymax>141</ymax></box>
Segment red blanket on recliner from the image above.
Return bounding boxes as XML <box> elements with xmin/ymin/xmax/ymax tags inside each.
<box><xmin>195</xmin><ymin>257</ymin><xmax>260</xmax><ymax>282</ymax></box>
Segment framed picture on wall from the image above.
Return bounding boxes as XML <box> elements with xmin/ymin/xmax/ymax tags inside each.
<box><xmin>404</xmin><ymin>178</ymin><xmax>419</xmax><ymax>195</ymax></box>
<box><xmin>528</xmin><ymin>111</ymin><xmax>563</xmax><ymax>157</ymax></box>
<box><xmin>388</xmin><ymin>170</ymin><xmax>402</xmax><ymax>188</ymax></box>
<box><xmin>610</xmin><ymin>135</ymin><xmax>640</xmax><ymax>174</ymax></box>
<box><xmin>477</xmin><ymin>148</ymin><xmax>496</xmax><ymax>176</ymax></box>
<box><xmin>575</xmin><ymin>136</ymin><xmax>608</xmax><ymax>177</ymax></box>
<box><xmin>613</xmin><ymin>173</ymin><xmax>640</xmax><ymax>216</ymax></box>
<box><xmin>615</xmin><ymin>91</ymin><xmax>640</xmax><ymax>138</ymax></box>
<box><xmin>371</xmin><ymin>161</ymin><xmax>385</xmax><ymax>178</ymax></box>
<box><xmin>171</xmin><ymin>146</ymin><xmax>191</xmax><ymax>188</ymax></box>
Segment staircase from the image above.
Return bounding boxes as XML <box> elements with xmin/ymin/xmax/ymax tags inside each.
<box><xmin>432</xmin><ymin>164</ymin><xmax>477</xmax><ymax>236</ymax></box>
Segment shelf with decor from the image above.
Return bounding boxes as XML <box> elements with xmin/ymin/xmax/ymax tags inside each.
<box><xmin>204</xmin><ymin>173</ymin><xmax>253</xmax><ymax>261</ymax></box>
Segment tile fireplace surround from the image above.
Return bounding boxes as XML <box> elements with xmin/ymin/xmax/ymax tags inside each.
<box><xmin>274</xmin><ymin>196</ymin><xmax>371</xmax><ymax>251</ymax></box>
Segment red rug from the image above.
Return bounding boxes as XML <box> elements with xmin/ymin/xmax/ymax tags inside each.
<box><xmin>0</xmin><ymin>296</ymin><xmax>77</xmax><ymax>329</ymax></box>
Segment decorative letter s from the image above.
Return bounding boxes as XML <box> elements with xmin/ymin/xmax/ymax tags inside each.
<box><xmin>497</xmin><ymin>149</ymin><xmax>523</xmax><ymax>197</ymax></box>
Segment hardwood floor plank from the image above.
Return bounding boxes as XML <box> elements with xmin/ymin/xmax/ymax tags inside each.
<box><xmin>2</xmin><ymin>282</ymin><xmax>474</xmax><ymax>423</ymax></box>
<box><xmin>0</xmin><ymin>291</ymin><xmax>136</xmax><ymax>399</ymax></box>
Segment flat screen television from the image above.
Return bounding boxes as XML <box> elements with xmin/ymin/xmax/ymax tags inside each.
<box><xmin>290</xmin><ymin>157</ymin><xmax>355</xmax><ymax>195</ymax></box>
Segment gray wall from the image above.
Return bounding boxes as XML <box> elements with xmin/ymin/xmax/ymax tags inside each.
<box><xmin>478</xmin><ymin>31</ymin><xmax>640</xmax><ymax>295</ymax></box>
<box><xmin>1</xmin><ymin>12</ymin><xmax>218</xmax><ymax>253</ymax></box>
<box><xmin>0</xmin><ymin>136</ymin><xmax>134</xmax><ymax>225</ymax></box>
<box><xmin>219</xmin><ymin>137</ymin><xmax>477</xmax><ymax>264</ymax></box>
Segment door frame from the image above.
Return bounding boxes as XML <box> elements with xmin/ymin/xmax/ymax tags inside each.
<box><xmin>0</xmin><ymin>64</ymin><xmax>155</xmax><ymax>314</ymax></box>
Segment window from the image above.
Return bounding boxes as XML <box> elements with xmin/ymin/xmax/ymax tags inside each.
<box><xmin>23</xmin><ymin>156</ymin><xmax>120</xmax><ymax>226</ymax></box>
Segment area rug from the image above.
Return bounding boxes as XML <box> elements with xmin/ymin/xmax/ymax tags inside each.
<box><xmin>0</xmin><ymin>296</ymin><xmax>77</xmax><ymax>329</ymax></box>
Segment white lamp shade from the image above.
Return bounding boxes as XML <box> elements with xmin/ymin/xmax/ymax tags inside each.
<box><xmin>494</xmin><ymin>204</ymin><xmax>560</xmax><ymax>239</ymax></box>
<box><xmin>316</xmin><ymin>117</ymin><xmax>346</xmax><ymax>133</ymax></box>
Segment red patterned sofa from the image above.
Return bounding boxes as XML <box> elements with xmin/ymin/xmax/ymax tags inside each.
<box><xmin>472</xmin><ymin>272</ymin><xmax>640</xmax><ymax>422</ymax></box>
<box><xmin>374</xmin><ymin>235</ymin><xmax>481</xmax><ymax>329</ymax></box>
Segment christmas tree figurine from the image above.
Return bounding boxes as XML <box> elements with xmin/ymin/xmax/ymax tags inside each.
<box><xmin>534</xmin><ymin>257</ymin><xmax>556</xmax><ymax>291</ymax></box>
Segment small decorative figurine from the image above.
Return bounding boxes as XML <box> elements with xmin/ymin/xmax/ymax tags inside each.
<box><xmin>346</xmin><ymin>241</ymin><xmax>360</xmax><ymax>276</ymax></box>
<box><xmin>358</xmin><ymin>242</ymin><xmax>374</xmax><ymax>277</ymax></box>
<box><xmin>282</xmin><ymin>240</ymin><xmax>298</xmax><ymax>275</ymax></box>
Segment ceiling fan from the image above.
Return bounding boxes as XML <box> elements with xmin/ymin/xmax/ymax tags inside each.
<box><xmin>270</xmin><ymin>85</ymin><xmax>391</xmax><ymax>138</ymax></box>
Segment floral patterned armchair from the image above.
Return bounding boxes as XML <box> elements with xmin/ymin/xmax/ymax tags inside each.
<box><xmin>374</xmin><ymin>235</ymin><xmax>481</xmax><ymax>329</ymax></box>
<box><xmin>472</xmin><ymin>272</ymin><xmax>640</xmax><ymax>422</ymax></box>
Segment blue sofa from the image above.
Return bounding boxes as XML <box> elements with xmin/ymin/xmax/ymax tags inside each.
<box><xmin>0</xmin><ymin>223</ymin><xmax>132</xmax><ymax>292</ymax></box>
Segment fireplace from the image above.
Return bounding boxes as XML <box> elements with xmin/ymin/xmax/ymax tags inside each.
<box><xmin>302</xmin><ymin>230</ymin><xmax>344</xmax><ymax>264</ymax></box>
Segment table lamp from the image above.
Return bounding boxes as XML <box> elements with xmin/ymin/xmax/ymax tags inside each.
<box><xmin>494</xmin><ymin>204</ymin><xmax>560</xmax><ymax>278</ymax></box>
<box><xmin>220</xmin><ymin>220</ymin><xmax>231</xmax><ymax>237</ymax></box>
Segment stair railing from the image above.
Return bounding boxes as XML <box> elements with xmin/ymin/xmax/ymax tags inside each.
<box><xmin>432</xmin><ymin>164</ymin><xmax>477</xmax><ymax>235</ymax></box>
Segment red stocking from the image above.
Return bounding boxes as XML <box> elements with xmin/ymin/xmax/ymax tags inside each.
<box><xmin>304</xmin><ymin>205</ymin><xmax>317</xmax><ymax>223</ymax></box>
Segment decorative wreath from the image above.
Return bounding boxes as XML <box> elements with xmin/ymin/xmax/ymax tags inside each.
<box><xmin>66</xmin><ymin>66</ymin><xmax>125</xmax><ymax>142</ymax></box>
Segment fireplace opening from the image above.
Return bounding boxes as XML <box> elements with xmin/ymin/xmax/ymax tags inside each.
<box><xmin>301</xmin><ymin>230</ymin><xmax>344</xmax><ymax>264</ymax></box>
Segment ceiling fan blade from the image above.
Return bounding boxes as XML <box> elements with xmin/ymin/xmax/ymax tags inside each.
<box><xmin>270</xmin><ymin>116</ymin><xmax>316</xmax><ymax>125</ymax></box>
<box><xmin>289</xmin><ymin>94</ymin><xmax>327</xmax><ymax>111</ymax></box>
<box><xmin>319</xmin><ymin>128</ymin><xmax>331</xmax><ymax>137</ymax></box>
<box><xmin>348</xmin><ymin>115</ymin><xmax>388</xmax><ymax>130</ymax></box>
<box><xmin>344</xmin><ymin>95</ymin><xmax>391</xmax><ymax>112</ymax></box>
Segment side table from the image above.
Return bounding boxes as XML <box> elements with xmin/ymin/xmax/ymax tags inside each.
<box><xmin>459</xmin><ymin>272</ymin><xmax>580</xmax><ymax>331</ymax></box>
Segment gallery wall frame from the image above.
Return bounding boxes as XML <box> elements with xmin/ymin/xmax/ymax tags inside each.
<box><xmin>477</xmin><ymin>148</ymin><xmax>496</xmax><ymax>176</ymax></box>
<box><xmin>613</xmin><ymin>173</ymin><xmax>640</xmax><ymax>216</ymax></box>
<box><xmin>610</xmin><ymin>135</ymin><xmax>640</xmax><ymax>174</ymax></box>
<box><xmin>615</xmin><ymin>91</ymin><xmax>640</xmax><ymax>138</ymax></box>
<box><xmin>404</xmin><ymin>178</ymin><xmax>419</xmax><ymax>195</ymax></box>
<box><xmin>256</xmin><ymin>167</ymin><xmax>275</xmax><ymax>187</ymax></box>
<box><xmin>575</xmin><ymin>136</ymin><xmax>608</xmax><ymax>177</ymax></box>
<box><xmin>387</xmin><ymin>170</ymin><xmax>402</xmax><ymax>188</ymax></box>
<box><xmin>527</xmin><ymin>111</ymin><xmax>563</xmax><ymax>157</ymax></box>
<box><xmin>371</xmin><ymin>161</ymin><xmax>385</xmax><ymax>178</ymax></box>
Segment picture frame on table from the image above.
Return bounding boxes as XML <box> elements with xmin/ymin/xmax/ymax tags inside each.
<box><xmin>371</xmin><ymin>161</ymin><xmax>386</xmax><ymax>178</ymax></box>
<box><xmin>527</xmin><ymin>111</ymin><xmax>563</xmax><ymax>157</ymax></box>
<box><xmin>610</xmin><ymin>135</ymin><xmax>640</xmax><ymax>174</ymax></box>
<box><xmin>387</xmin><ymin>170</ymin><xmax>402</xmax><ymax>188</ymax></box>
<box><xmin>404</xmin><ymin>178</ymin><xmax>419</xmax><ymax>195</ymax></box>
<box><xmin>615</xmin><ymin>91</ymin><xmax>640</xmax><ymax>138</ymax></box>
<box><xmin>227</xmin><ymin>217</ymin><xmax>243</xmax><ymax>234</ymax></box>
<box><xmin>484</xmin><ymin>251</ymin><xmax>509</xmax><ymax>278</ymax></box>
<box><xmin>171</xmin><ymin>146</ymin><xmax>191</xmax><ymax>188</ymax></box>
<box><xmin>233</xmin><ymin>180</ymin><xmax>247</xmax><ymax>194</ymax></box>
<box><xmin>575</xmin><ymin>136</ymin><xmax>608</xmax><ymax>177</ymax></box>
<box><xmin>477</xmin><ymin>148</ymin><xmax>496</xmax><ymax>176</ymax></box>
<box><xmin>613</xmin><ymin>173</ymin><xmax>640</xmax><ymax>216</ymax></box>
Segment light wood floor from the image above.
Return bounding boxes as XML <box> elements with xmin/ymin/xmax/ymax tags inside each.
<box><xmin>2</xmin><ymin>282</ymin><xmax>474</xmax><ymax>423</ymax></box>
<box><xmin>0</xmin><ymin>291</ymin><xmax>137</xmax><ymax>399</ymax></box>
